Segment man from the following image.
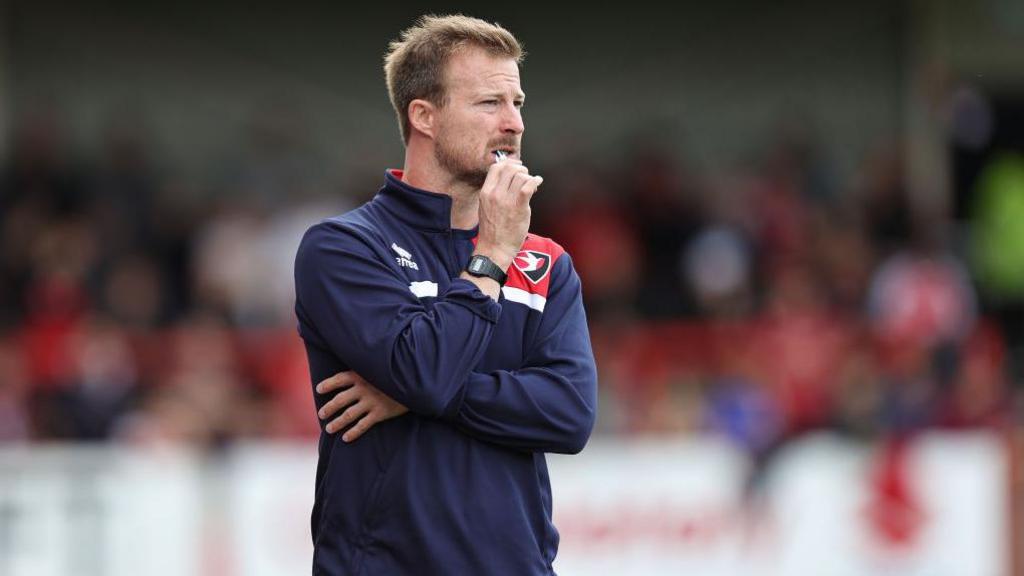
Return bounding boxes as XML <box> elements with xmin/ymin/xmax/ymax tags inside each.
<box><xmin>294</xmin><ymin>14</ymin><xmax>597</xmax><ymax>575</ymax></box>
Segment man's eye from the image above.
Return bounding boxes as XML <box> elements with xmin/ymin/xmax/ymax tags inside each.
<box><xmin>514</xmin><ymin>101</ymin><xmax>524</xmax><ymax>108</ymax></box>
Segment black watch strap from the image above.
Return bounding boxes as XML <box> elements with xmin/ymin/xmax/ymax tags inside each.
<box><xmin>465</xmin><ymin>254</ymin><xmax>508</xmax><ymax>286</ymax></box>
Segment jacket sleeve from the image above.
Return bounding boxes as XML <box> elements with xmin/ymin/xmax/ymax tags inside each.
<box><xmin>442</xmin><ymin>254</ymin><xmax>598</xmax><ymax>454</ymax></box>
<box><xmin>294</xmin><ymin>221</ymin><xmax>501</xmax><ymax>418</ymax></box>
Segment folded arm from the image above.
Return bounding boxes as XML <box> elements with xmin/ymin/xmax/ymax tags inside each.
<box><xmin>313</xmin><ymin>251</ymin><xmax>598</xmax><ymax>454</ymax></box>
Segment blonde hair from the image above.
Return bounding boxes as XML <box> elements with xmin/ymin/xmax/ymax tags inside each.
<box><xmin>384</xmin><ymin>14</ymin><xmax>524</xmax><ymax>143</ymax></box>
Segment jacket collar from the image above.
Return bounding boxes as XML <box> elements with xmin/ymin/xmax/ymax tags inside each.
<box><xmin>375</xmin><ymin>169</ymin><xmax>453</xmax><ymax>232</ymax></box>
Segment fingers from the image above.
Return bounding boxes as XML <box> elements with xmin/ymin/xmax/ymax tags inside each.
<box><xmin>481</xmin><ymin>157</ymin><xmax>521</xmax><ymax>195</ymax></box>
<box><xmin>316</xmin><ymin>371</ymin><xmax>405</xmax><ymax>442</ymax></box>
<box><xmin>318</xmin><ymin>384</ymin><xmax>359</xmax><ymax>421</ymax></box>
<box><xmin>490</xmin><ymin>164</ymin><xmax>529</xmax><ymax>199</ymax></box>
<box><xmin>325</xmin><ymin>400</ymin><xmax>370</xmax><ymax>434</ymax></box>
<box><xmin>509</xmin><ymin>172</ymin><xmax>543</xmax><ymax>203</ymax></box>
<box><xmin>316</xmin><ymin>371</ymin><xmax>357</xmax><ymax>395</ymax></box>
<box><xmin>341</xmin><ymin>412</ymin><xmax>379</xmax><ymax>443</ymax></box>
<box><xmin>480</xmin><ymin>155</ymin><xmax>543</xmax><ymax>207</ymax></box>
<box><xmin>521</xmin><ymin>175</ymin><xmax>544</xmax><ymax>195</ymax></box>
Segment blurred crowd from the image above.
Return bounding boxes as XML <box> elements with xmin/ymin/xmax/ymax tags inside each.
<box><xmin>534</xmin><ymin>123</ymin><xmax>1021</xmax><ymax>461</ymax></box>
<box><xmin>0</xmin><ymin>105</ymin><xmax>1020</xmax><ymax>458</ymax></box>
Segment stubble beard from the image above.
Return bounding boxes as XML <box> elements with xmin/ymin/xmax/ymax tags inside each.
<box><xmin>434</xmin><ymin>133</ymin><xmax>488</xmax><ymax>190</ymax></box>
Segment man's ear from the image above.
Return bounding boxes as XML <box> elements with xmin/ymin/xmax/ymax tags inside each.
<box><xmin>408</xmin><ymin>99</ymin><xmax>437</xmax><ymax>139</ymax></box>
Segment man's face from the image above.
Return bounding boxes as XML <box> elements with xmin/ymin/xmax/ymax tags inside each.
<box><xmin>433</xmin><ymin>47</ymin><xmax>525</xmax><ymax>188</ymax></box>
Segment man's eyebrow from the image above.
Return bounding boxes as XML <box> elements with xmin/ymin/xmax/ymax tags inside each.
<box><xmin>476</xmin><ymin>91</ymin><xmax>526</xmax><ymax>101</ymax></box>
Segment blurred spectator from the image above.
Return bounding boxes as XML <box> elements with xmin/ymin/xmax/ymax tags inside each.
<box><xmin>755</xmin><ymin>263</ymin><xmax>851</xmax><ymax>434</ymax></box>
<box><xmin>682</xmin><ymin>224</ymin><xmax>755</xmax><ymax>318</ymax></box>
<box><xmin>856</xmin><ymin>142</ymin><xmax>913</xmax><ymax>257</ymax></box>
<box><xmin>866</xmin><ymin>222</ymin><xmax>977</xmax><ymax>351</ymax></box>
<box><xmin>618</xmin><ymin>141</ymin><xmax>705</xmax><ymax>318</ymax></box>
<box><xmin>20</xmin><ymin>217</ymin><xmax>97</xmax><ymax>388</ymax></box>
<box><xmin>831</xmin><ymin>333</ymin><xmax>885</xmax><ymax>440</ymax></box>
<box><xmin>115</xmin><ymin>314</ymin><xmax>256</xmax><ymax>448</ymax></box>
<box><xmin>747</xmin><ymin>141</ymin><xmax>818</xmax><ymax>276</ymax></box>
<box><xmin>100</xmin><ymin>253</ymin><xmax>167</xmax><ymax>328</ymax></box>
<box><xmin>192</xmin><ymin>197</ymin><xmax>347</xmax><ymax>327</ymax></box>
<box><xmin>538</xmin><ymin>163</ymin><xmax>641</xmax><ymax>321</ymax></box>
<box><xmin>0</xmin><ymin>107</ymin><xmax>89</xmax><ymax>325</ymax></box>
<box><xmin>191</xmin><ymin>205</ymin><xmax>265</xmax><ymax>323</ymax></box>
<box><xmin>939</xmin><ymin>323</ymin><xmax>1011</xmax><ymax>429</ymax></box>
<box><xmin>89</xmin><ymin>109</ymin><xmax>161</xmax><ymax>259</ymax></box>
<box><xmin>27</xmin><ymin>313</ymin><xmax>140</xmax><ymax>440</ymax></box>
<box><xmin>808</xmin><ymin>210</ymin><xmax>875</xmax><ymax>312</ymax></box>
<box><xmin>704</xmin><ymin>351</ymin><xmax>783</xmax><ymax>456</ymax></box>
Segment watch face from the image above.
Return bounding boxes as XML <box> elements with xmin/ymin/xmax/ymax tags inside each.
<box><xmin>467</xmin><ymin>256</ymin><xmax>505</xmax><ymax>284</ymax></box>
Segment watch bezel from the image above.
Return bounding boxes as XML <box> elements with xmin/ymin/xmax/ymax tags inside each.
<box><xmin>466</xmin><ymin>254</ymin><xmax>508</xmax><ymax>286</ymax></box>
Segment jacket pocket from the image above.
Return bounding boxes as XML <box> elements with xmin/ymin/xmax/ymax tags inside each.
<box><xmin>352</xmin><ymin>418</ymin><xmax>413</xmax><ymax>564</ymax></box>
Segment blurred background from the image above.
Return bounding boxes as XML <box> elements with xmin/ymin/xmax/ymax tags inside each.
<box><xmin>1</xmin><ymin>1</ymin><xmax>1022</xmax><ymax>574</ymax></box>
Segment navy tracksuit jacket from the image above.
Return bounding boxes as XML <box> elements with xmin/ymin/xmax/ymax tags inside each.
<box><xmin>294</xmin><ymin>169</ymin><xmax>598</xmax><ymax>575</ymax></box>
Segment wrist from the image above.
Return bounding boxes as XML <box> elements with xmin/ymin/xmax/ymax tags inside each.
<box><xmin>465</xmin><ymin>254</ymin><xmax>508</xmax><ymax>286</ymax></box>
<box><xmin>472</xmin><ymin>243</ymin><xmax>515</xmax><ymax>271</ymax></box>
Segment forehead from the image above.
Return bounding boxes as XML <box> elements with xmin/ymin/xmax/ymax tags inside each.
<box><xmin>444</xmin><ymin>47</ymin><xmax>522</xmax><ymax>96</ymax></box>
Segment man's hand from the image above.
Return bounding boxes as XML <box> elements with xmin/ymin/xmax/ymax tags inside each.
<box><xmin>461</xmin><ymin>158</ymin><xmax>543</xmax><ymax>300</ymax></box>
<box><xmin>473</xmin><ymin>158</ymin><xmax>543</xmax><ymax>271</ymax></box>
<box><xmin>316</xmin><ymin>371</ymin><xmax>408</xmax><ymax>442</ymax></box>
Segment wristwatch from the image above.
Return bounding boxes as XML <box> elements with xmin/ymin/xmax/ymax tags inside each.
<box><xmin>465</xmin><ymin>254</ymin><xmax>508</xmax><ymax>286</ymax></box>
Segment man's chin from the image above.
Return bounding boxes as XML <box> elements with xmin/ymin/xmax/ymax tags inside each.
<box><xmin>434</xmin><ymin>147</ymin><xmax>487</xmax><ymax>189</ymax></box>
<box><xmin>457</xmin><ymin>169</ymin><xmax>488</xmax><ymax>190</ymax></box>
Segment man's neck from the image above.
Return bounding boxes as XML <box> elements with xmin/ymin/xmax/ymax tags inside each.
<box><xmin>447</xmin><ymin>185</ymin><xmax>480</xmax><ymax>230</ymax></box>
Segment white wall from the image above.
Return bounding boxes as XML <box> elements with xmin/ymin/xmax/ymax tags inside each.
<box><xmin>0</xmin><ymin>432</ymin><xmax>1010</xmax><ymax>576</ymax></box>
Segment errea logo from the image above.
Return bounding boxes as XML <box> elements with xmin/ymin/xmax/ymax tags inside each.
<box><xmin>392</xmin><ymin>243</ymin><xmax>419</xmax><ymax>270</ymax></box>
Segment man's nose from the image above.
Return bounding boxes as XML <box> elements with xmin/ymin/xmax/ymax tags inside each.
<box><xmin>501</xmin><ymin>104</ymin><xmax>524</xmax><ymax>135</ymax></box>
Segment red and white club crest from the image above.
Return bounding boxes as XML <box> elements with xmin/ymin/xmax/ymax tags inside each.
<box><xmin>513</xmin><ymin>250</ymin><xmax>551</xmax><ymax>284</ymax></box>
